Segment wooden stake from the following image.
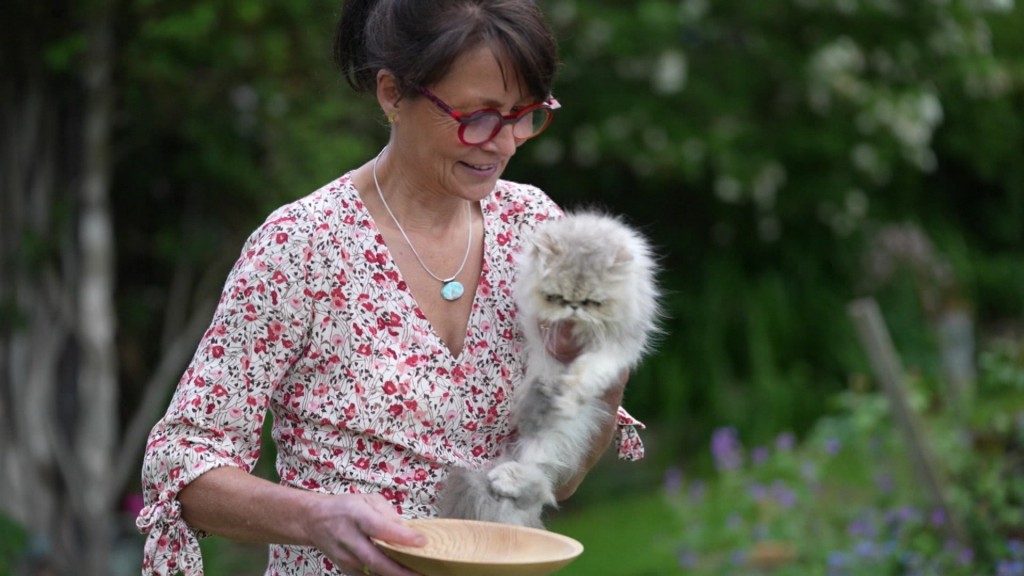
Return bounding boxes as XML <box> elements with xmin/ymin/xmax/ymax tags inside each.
<box><xmin>847</xmin><ymin>297</ymin><xmax>968</xmax><ymax>545</ymax></box>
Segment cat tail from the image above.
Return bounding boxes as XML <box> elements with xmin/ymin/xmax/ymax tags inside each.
<box><xmin>436</xmin><ymin>460</ymin><xmax>555</xmax><ymax>529</ymax></box>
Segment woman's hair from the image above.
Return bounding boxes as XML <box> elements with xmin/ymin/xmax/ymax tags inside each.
<box><xmin>333</xmin><ymin>0</ymin><xmax>558</xmax><ymax>102</ymax></box>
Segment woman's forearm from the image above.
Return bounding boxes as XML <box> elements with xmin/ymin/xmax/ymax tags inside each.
<box><xmin>178</xmin><ymin>466</ymin><xmax>320</xmax><ymax>545</ymax></box>
<box><xmin>554</xmin><ymin>371</ymin><xmax>628</xmax><ymax>500</ymax></box>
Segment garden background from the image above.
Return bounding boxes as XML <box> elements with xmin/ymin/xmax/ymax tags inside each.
<box><xmin>2</xmin><ymin>0</ymin><xmax>1023</xmax><ymax>574</ymax></box>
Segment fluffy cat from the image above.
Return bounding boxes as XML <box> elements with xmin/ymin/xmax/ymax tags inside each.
<box><xmin>437</xmin><ymin>210</ymin><xmax>661</xmax><ymax>528</ymax></box>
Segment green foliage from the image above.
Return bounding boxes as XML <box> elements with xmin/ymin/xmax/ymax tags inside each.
<box><xmin>111</xmin><ymin>0</ymin><xmax>383</xmax><ymax>399</ymax></box>
<box><xmin>506</xmin><ymin>0</ymin><xmax>1024</xmax><ymax>453</ymax></box>
<box><xmin>656</xmin><ymin>338</ymin><xmax>1024</xmax><ymax>575</ymax></box>
<box><xmin>0</xmin><ymin>515</ymin><xmax>27</xmax><ymax>575</ymax></box>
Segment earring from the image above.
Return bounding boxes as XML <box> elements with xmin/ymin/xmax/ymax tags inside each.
<box><xmin>386</xmin><ymin>112</ymin><xmax>397</xmax><ymax>124</ymax></box>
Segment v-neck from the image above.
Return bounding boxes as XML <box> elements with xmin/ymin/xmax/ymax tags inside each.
<box><xmin>351</xmin><ymin>179</ymin><xmax>489</xmax><ymax>363</ymax></box>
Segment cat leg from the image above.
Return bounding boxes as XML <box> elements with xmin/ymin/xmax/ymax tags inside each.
<box><xmin>564</xmin><ymin>352</ymin><xmax>625</xmax><ymax>399</ymax></box>
<box><xmin>487</xmin><ymin>461</ymin><xmax>555</xmax><ymax>507</ymax></box>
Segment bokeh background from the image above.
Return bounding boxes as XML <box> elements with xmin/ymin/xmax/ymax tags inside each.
<box><xmin>2</xmin><ymin>0</ymin><xmax>1023</xmax><ymax>574</ymax></box>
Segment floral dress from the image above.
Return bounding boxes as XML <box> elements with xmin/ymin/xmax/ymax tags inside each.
<box><xmin>136</xmin><ymin>174</ymin><xmax>645</xmax><ymax>575</ymax></box>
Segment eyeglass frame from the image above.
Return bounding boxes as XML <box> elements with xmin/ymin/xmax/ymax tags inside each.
<box><xmin>414</xmin><ymin>85</ymin><xmax>561</xmax><ymax>146</ymax></box>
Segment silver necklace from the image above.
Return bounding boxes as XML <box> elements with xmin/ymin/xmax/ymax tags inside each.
<box><xmin>372</xmin><ymin>148</ymin><xmax>473</xmax><ymax>302</ymax></box>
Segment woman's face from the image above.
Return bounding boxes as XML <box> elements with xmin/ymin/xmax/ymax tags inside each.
<box><xmin>386</xmin><ymin>44</ymin><xmax>538</xmax><ymax>202</ymax></box>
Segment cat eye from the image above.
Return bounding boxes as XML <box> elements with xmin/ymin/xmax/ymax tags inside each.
<box><xmin>582</xmin><ymin>299</ymin><xmax>603</xmax><ymax>308</ymax></box>
<box><xmin>417</xmin><ymin>86</ymin><xmax>561</xmax><ymax>146</ymax></box>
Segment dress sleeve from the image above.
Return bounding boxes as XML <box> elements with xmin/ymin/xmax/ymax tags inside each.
<box><xmin>136</xmin><ymin>209</ymin><xmax>318</xmax><ymax>575</ymax></box>
<box><xmin>615</xmin><ymin>406</ymin><xmax>646</xmax><ymax>461</ymax></box>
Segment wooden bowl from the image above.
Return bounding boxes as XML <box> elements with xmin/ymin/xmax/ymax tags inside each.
<box><xmin>374</xmin><ymin>519</ymin><xmax>584</xmax><ymax>576</ymax></box>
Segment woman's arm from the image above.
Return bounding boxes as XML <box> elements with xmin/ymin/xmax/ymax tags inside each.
<box><xmin>179</xmin><ymin>466</ymin><xmax>425</xmax><ymax>576</ymax></box>
<box><xmin>553</xmin><ymin>370</ymin><xmax>628</xmax><ymax>501</ymax></box>
<box><xmin>542</xmin><ymin>321</ymin><xmax>630</xmax><ymax>500</ymax></box>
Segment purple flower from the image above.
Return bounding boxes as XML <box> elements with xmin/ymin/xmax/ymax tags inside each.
<box><xmin>847</xmin><ymin>516</ymin><xmax>875</xmax><ymax>538</ymax></box>
<box><xmin>955</xmin><ymin>545</ymin><xmax>974</xmax><ymax>566</ymax></box>
<box><xmin>663</xmin><ymin>466</ymin><xmax>683</xmax><ymax>494</ymax></box>
<box><xmin>752</xmin><ymin>445</ymin><xmax>770</xmax><ymax>465</ymax></box>
<box><xmin>770</xmin><ymin>480</ymin><xmax>797</xmax><ymax>508</ymax></box>
<box><xmin>930</xmin><ymin>508</ymin><xmax>946</xmax><ymax>527</ymax></box>
<box><xmin>711</xmin><ymin>427</ymin><xmax>744</xmax><ymax>471</ymax></box>
<box><xmin>688</xmin><ymin>480</ymin><xmax>706</xmax><ymax>503</ymax></box>
<box><xmin>874</xmin><ymin>472</ymin><xmax>894</xmax><ymax>494</ymax></box>
<box><xmin>1008</xmin><ymin>540</ymin><xmax>1024</xmax><ymax>559</ymax></box>
<box><xmin>827</xmin><ymin>551</ymin><xmax>848</xmax><ymax>571</ymax></box>
<box><xmin>775</xmin><ymin>431</ymin><xmax>795</xmax><ymax>452</ymax></box>
<box><xmin>824</xmin><ymin>437</ymin><xmax>842</xmax><ymax>455</ymax></box>
<box><xmin>854</xmin><ymin>539</ymin><xmax>878</xmax><ymax>558</ymax></box>
<box><xmin>677</xmin><ymin>549</ymin><xmax>698</xmax><ymax>569</ymax></box>
<box><xmin>998</xmin><ymin>560</ymin><xmax>1024</xmax><ymax>576</ymax></box>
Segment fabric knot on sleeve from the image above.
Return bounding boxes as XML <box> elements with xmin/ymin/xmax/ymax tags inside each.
<box><xmin>137</xmin><ymin>499</ymin><xmax>205</xmax><ymax>576</ymax></box>
<box><xmin>614</xmin><ymin>406</ymin><xmax>646</xmax><ymax>461</ymax></box>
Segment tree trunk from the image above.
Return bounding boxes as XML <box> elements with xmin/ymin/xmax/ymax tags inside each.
<box><xmin>76</xmin><ymin>6</ymin><xmax>118</xmax><ymax>574</ymax></box>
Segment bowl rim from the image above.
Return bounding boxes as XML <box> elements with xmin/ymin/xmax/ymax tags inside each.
<box><xmin>373</xmin><ymin>518</ymin><xmax>585</xmax><ymax>565</ymax></box>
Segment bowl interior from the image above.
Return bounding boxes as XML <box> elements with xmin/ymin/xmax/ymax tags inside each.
<box><xmin>375</xmin><ymin>519</ymin><xmax>584</xmax><ymax>576</ymax></box>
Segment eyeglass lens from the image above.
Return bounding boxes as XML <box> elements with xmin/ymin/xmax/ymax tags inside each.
<box><xmin>461</xmin><ymin>109</ymin><xmax>552</xmax><ymax>145</ymax></box>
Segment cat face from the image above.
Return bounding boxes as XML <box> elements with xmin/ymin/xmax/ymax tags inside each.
<box><xmin>515</xmin><ymin>210</ymin><xmax>661</xmax><ymax>366</ymax></box>
<box><xmin>520</xmin><ymin>220</ymin><xmax>637</xmax><ymax>331</ymax></box>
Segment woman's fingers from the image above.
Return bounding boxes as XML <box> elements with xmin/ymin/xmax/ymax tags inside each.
<box><xmin>308</xmin><ymin>494</ymin><xmax>424</xmax><ymax>576</ymax></box>
<box><xmin>542</xmin><ymin>320</ymin><xmax>582</xmax><ymax>363</ymax></box>
<box><xmin>358</xmin><ymin>495</ymin><xmax>427</xmax><ymax>548</ymax></box>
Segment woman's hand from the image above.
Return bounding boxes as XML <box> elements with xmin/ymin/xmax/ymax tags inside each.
<box><xmin>179</xmin><ymin>468</ymin><xmax>425</xmax><ymax>576</ymax></box>
<box><xmin>541</xmin><ymin>321</ymin><xmax>582</xmax><ymax>363</ymax></box>
<box><xmin>303</xmin><ymin>493</ymin><xmax>426</xmax><ymax>576</ymax></box>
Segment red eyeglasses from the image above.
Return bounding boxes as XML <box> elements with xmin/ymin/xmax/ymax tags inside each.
<box><xmin>416</xmin><ymin>86</ymin><xmax>561</xmax><ymax>146</ymax></box>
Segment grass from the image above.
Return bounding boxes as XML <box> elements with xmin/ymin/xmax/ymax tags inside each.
<box><xmin>547</xmin><ymin>490</ymin><xmax>681</xmax><ymax>576</ymax></box>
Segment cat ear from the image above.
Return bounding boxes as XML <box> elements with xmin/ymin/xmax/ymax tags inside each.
<box><xmin>613</xmin><ymin>243</ymin><xmax>635</xmax><ymax>266</ymax></box>
<box><xmin>533</xmin><ymin>229</ymin><xmax>562</xmax><ymax>258</ymax></box>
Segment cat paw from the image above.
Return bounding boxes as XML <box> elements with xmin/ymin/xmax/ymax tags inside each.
<box><xmin>487</xmin><ymin>462</ymin><xmax>526</xmax><ymax>499</ymax></box>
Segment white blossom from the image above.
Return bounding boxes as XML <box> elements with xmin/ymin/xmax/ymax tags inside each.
<box><xmin>653</xmin><ymin>49</ymin><xmax>688</xmax><ymax>94</ymax></box>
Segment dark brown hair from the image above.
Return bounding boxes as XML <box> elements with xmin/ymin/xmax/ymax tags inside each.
<box><xmin>333</xmin><ymin>0</ymin><xmax>559</xmax><ymax>102</ymax></box>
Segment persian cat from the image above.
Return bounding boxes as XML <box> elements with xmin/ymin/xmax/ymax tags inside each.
<box><xmin>437</xmin><ymin>210</ymin><xmax>660</xmax><ymax>528</ymax></box>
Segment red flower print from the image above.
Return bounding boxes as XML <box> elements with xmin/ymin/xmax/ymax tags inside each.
<box><xmin>354</xmin><ymin>458</ymin><xmax>370</xmax><ymax>470</ymax></box>
<box><xmin>383</xmin><ymin>381</ymin><xmax>397</xmax><ymax>395</ymax></box>
<box><xmin>211</xmin><ymin>384</ymin><xmax>228</xmax><ymax>397</ymax></box>
<box><xmin>387</xmin><ymin>404</ymin><xmax>403</xmax><ymax>417</ymax></box>
<box><xmin>210</xmin><ymin>345</ymin><xmax>225</xmax><ymax>359</ymax></box>
<box><xmin>267</xmin><ymin>321</ymin><xmax>284</xmax><ymax>341</ymax></box>
<box><xmin>364</xmin><ymin>249</ymin><xmax>384</xmax><ymax>265</ymax></box>
<box><xmin>275</xmin><ymin>232</ymin><xmax>289</xmax><ymax>244</ymax></box>
<box><xmin>272</xmin><ymin>270</ymin><xmax>288</xmax><ymax>284</ymax></box>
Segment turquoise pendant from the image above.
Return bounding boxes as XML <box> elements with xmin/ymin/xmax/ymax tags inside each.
<box><xmin>440</xmin><ymin>281</ymin><xmax>465</xmax><ymax>301</ymax></box>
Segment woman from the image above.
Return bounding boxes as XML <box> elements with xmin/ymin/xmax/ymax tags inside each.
<box><xmin>137</xmin><ymin>1</ymin><xmax>644</xmax><ymax>575</ymax></box>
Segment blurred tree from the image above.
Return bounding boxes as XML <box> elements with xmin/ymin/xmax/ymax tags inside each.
<box><xmin>1</xmin><ymin>0</ymin><xmax>376</xmax><ymax>573</ymax></box>
<box><xmin>1</xmin><ymin>1</ymin><xmax>124</xmax><ymax>574</ymax></box>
